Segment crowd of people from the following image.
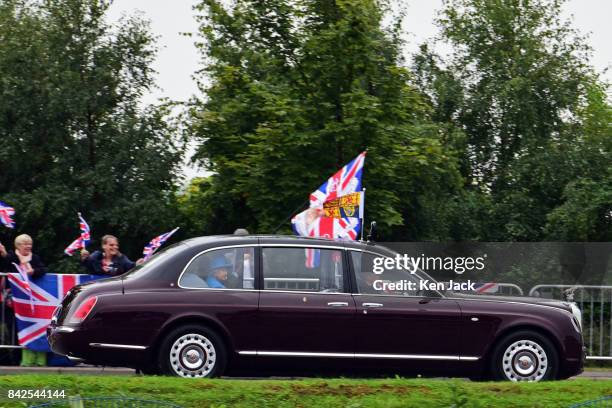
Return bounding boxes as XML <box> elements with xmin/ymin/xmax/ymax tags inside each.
<box><xmin>0</xmin><ymin>233</ymin><xmax>142</xmax><ymax>367</ymax></box>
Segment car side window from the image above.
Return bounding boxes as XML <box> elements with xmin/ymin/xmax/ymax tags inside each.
<box><xmin>180</xmin><ymin>247</ymin><xmax>255</xmax><ymax>289</ymax></box>
<box><xmin>351</xmin><ymin>251</ymin><xmax>436</xmax><ymax>297</ymax></box>
<box><xmin>262</xmin><ymin>247</ymin><xmax>344</xmax><ymax>293</ymax></box>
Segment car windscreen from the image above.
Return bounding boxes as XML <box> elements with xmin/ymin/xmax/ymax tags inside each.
<box><xmin>122</xmin><ymin>242</ymin><xmax>187</xmax><ymax>281</ymax></box>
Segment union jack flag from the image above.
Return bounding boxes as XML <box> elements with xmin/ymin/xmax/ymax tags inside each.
<box><xmin>7</xmin><ymin>273</ymin><xmax>103</xmax><ymax>351</ymax></box>
<box><xmin>64</xmin><ymin>237</ymin><xmax>84</xmax><ymax>256</ymax></box>
<box><xmin>143</xmin><ymin>227</ymin><xmax>179</xmax><ymax>260</ymax></box>
<box><xmin>79</xmin><ymin>213</ymin><xmax>91</xmax><ymax>247</ymax></box>
<box><xmin>310</xmin><ymin>151</ymin><xmax>366</xmax><ymax>207</ymax></box>
<box><xmin>0</xmin><ymin>200</ymin><xmax>16</xmax><ymax>229</ymax></box>
<box><xmin>11</xmin><ymin>263</ymin><xmax>33</xmax><ymax>311</ymax></box>
<box><xmin>292</xmin><ymin>151</ymin><xmax>366</xmax><ymax>241</ymax></box>
<box><xmin>474</xmin><ymin>282</ymin><xmax>499</xmax><ymax>294</ymax></box>
<box><xmin>305</xmin><ymin>247</ymin><xmax>321</xmax><ymax>269</ymax></box>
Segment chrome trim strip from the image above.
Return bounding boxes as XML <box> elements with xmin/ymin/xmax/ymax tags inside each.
<box><xmin>237</xmin><ymin>351</ymin><xmax>479</xmax><ymax>361</ymax></box>
<box><xmin>352</xmin><ymin>293</ymin><xmax>441</xmax><ymax>299</ymax></box>
<box><xmin>174</xmin><ymin>288</ymin><xmax>353</xmax><ymax>296</ymax></box>
<box><xmin>265</xmin><ymin>290</ymin><xmax>352</xmax><ymax>296</ymax></box>
<box><xmin>56</xmin><ymin>326</ymin><xmax>76</xmax><ymax>333</ymax></box>
<box><xmin>261</xmin><ymin>243</ymin><xmax>346</xmax><ymax>250</ymax></box>
<box><xmin>354</xmin><ymin>354</ymin><xmax>460</xmax><ymax>360</ymax></box>
<box><xmin>445</xmin><ymin>296</ymin><xmax>576</xmax><ymax>312</ymax></box>
<box><xmin>177</xmin><ymin>288</ymin><xmax>261</xmax><ymax>293</ymax></box>
<box><xmin>89</xmin><ymin>343</ymin><xmax>147</xmax><ymax>350</ymax></box>
<box><xmin>250</xmin><ymin>351</ymin><xmax>354</xmax><ymax>358</ymax></box>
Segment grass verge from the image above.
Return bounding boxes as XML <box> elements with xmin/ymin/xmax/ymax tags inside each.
<box><xmin>0</xmin><ymin>375</ymin><xmax>610</xmax><ymax>407</ymax></box>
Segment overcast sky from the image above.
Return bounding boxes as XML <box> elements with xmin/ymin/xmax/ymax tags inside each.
<box><xmin>105</xmin><ymin>1</ymin><xmax>611</xmax><ymax>179</ymax></box>
<box><xmin>106</xmin><ymin>0</ymin><xmax>611</xmax><ymax>106</ymax></box>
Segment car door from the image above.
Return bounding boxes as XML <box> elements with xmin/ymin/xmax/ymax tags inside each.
<box><xmin>350</xmin><ymin>250</ymin><xmax>462</xmax><ymax>359</ymax></box>
<box><xmin>256</xmin><ymin>244</ymin><xmax>357</xmax><ymax>355</ymax></box>
<box><xmin>177</xmin><ymin>246</ymin><xmax>259</xmax><ymax>353</ymax></box>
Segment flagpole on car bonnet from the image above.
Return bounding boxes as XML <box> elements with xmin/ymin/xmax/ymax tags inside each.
<box><xmin>360</xmin><ymin>188</ymin><xmax>366</xmax><ymax>241</ymax></box>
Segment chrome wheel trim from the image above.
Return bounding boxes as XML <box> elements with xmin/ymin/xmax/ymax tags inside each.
<box><xmin>169</xmin><ymin>333</ymin><xmax>216</xmax><ymax>378</ymax></box>
<box><xmin>501</xmin><ymin>339</ymin><xmax>548</xmax><ymax>382</ymax></box>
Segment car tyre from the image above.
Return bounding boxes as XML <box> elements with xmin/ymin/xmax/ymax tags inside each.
<box><xmin>159</xmin><ymin>325</ymin><xmax>227</xmax><ymax>378</ymax></box>
<box><xmin>490</xmin><ymin>330</ymin><xmax>558</xmax><ymax>382</ymax></box>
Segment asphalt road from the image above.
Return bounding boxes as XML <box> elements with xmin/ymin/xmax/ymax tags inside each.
<box><xmin>0</xmin><ymin>366</ymin><xmax>611</xmax><ymax>379</ymax></box>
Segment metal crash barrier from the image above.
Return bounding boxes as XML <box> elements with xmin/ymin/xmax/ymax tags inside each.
<box><xmin>530</xmin><ymin>285</ymin><xmax>612</xmax><ymax>361</ymax></box>
<box><xmin>0</xmin><ymin>272</ymin><xmax>23</xmax><ymax>366</ymax></box>
<box><xmin>448</xmin><ymin>282</ymin><xmax>524</xmax><ymax>296</ymax></box>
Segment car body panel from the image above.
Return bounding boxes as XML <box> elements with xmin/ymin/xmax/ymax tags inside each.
<box><xmin>257</xmin><ymin>291</ymin><xmax>357</xmax><ymax>353</ymax></box>
<box><xmin>353</xmin><ymin>295</ymin><xmax>462</xmax><ymax>357</ymax></box>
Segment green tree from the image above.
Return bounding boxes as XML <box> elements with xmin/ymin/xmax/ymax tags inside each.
<box><xmin>187</xmin><ymin>0</ymin><xmax>462</xmax><ymax>239</ymax></box>
<box><xmin>0</xmin><ymin>0</ymin><xmax>183</xmax><ymax>270</ymax></box>
<box><xmin>412</xmin><ymin>0</ymin><xmax>611</xmax><ymax>240</ymax></box>
<box><xmin>545</xmin><ymin>82</ymin><xmax>612</xmax><ymax>240</ymax></box>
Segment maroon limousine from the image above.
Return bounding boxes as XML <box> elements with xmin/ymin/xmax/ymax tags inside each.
<box><xmin>48</xmin><ymin>235</ymin><xmax>585</xmax><ymax>381</ymax></box>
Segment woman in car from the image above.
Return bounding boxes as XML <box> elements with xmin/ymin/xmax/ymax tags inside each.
<box><xmin>206</xmin><ymin>256</ymin><xmax>231</xmax><ymax>288</ymax></box>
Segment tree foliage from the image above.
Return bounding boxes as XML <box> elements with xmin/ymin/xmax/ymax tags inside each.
<box><xmin>412</xmin><ymin>0</ymin><xmax>611</xmax><ymax>241</ymax></box>
<box><xmin>187</xmin><ymin>0</ymin><xmax>463</xmax><ymax>238</ymax></box>
<box><xmin>0</xmin><ymin>0</ymin><xmax>183</xmax><ymax>270</ymax></box>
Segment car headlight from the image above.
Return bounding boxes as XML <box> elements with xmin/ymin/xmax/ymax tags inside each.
<box><xmin>569</xmin><ymin>302</ymin><xmax>582</xmax><ymax>332</ymax></box>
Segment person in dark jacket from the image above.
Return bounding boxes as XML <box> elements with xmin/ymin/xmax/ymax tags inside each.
<box><xmin>0</xmin><ymin>234</ymin><xmax>48</xmax><ymax>366</ymax></box>
<box><xmin>0</xmin><ymin>234</ymin><xmax>48</xmax><ymax>279</ymax></box>
<box><xmin>79</xmin><ymin>235</ymin><xmax>142</xmax><ymax>276</ymax></box>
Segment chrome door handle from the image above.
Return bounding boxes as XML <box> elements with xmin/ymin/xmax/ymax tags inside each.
<box><xmin>327</xmin><ymin>302</ymin><xmax>349</xmax><ymax>307</ymax></box>
<box><xmin>362</xmin><ymin>302</ymin><xmax>383</xmax><ymax>308</ymax></box>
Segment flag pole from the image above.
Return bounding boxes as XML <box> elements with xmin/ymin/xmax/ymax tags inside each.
<box><xmin>360</xmin><ymin>188</ymin><xmax>366</xmax><ymax>241</ymax></box>
<box><xmin>77</xmin><ymin>212</ymin><xmax>85</xmax><ymax>250</ymax></box>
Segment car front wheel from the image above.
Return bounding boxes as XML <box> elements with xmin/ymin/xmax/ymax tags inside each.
<box><xmin>491</xmin><ymin>330</ymin><xmax>559</xmax><ymax>382</ymax></box>
<box><xmin>159</xmin><ymin>325</ymin><xmax>227</xmax><ymax>378</ymax></box>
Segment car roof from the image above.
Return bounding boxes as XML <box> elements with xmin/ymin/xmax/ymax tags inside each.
<box><xmin>180</xmin><ymin>234</ymin><xmax>386</xmax><ymax>251</ymax></box>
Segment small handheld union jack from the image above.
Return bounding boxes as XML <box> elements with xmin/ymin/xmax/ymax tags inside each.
<box><xmin>78</xmin><ymin>213</ymin><xmax>91</xmax><ymax>249</ymax></box>
<box><xmin>64</xmin><ymin>213</ymin><xmax>91</xmax><ymax>256</ymax></box>
<box><xmin>0</xmin><ymin>200</ymin><xmax>16</xmax><ymax>229</ymax></box>
<box><xmin>64</xmin><ymin>237</ymin><xmax>84</xmax><ymax>256</ymax></box>
<box><xmin>143</xmin><ymin>227</ymin><xmax>179</xmax><ymax>260</ymax></box>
